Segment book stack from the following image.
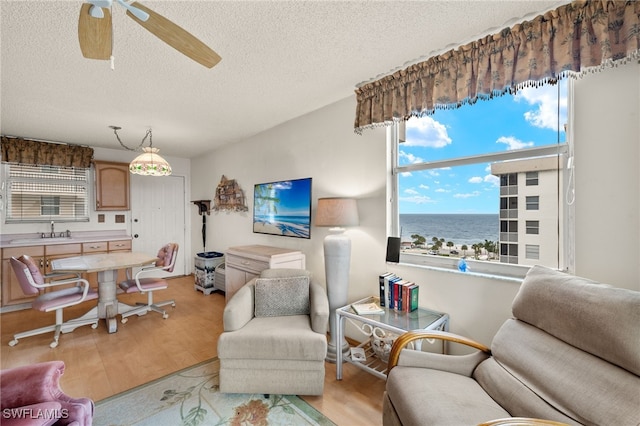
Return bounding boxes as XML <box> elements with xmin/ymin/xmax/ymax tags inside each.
<box><xmin>379</xmin><ymin>272</ymin><xmax>419</xmax><ymax>312</ymax></box>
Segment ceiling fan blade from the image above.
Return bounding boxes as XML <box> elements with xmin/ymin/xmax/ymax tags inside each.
<box><xmin>126</xmin><ymin>2</ymin><xmax>221</xmax><ymax>69</ymax></box>
<box><xmin>78</xmin><ymin>3</ymin><xmax>112</xmax><ymax>60</ymax></box>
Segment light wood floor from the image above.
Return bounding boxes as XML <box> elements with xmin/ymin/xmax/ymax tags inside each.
<box><xmin>0</xmin><ymin>275</ymin><xmax>386</xmax><ymax>425</ymax></box>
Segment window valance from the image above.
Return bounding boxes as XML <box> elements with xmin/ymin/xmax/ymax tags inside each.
<box><xmin>354</xmin><ymin>0</ymin><xmax>640</xmax><ymax>133</ymax></box>
<box><xmin>1</xmin><ymin>136</ymin><xmax>94</xmax><ymax>169</ymax></box>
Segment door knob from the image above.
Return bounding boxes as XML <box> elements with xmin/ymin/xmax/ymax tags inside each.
<box><xmin>134</xmin><ymin>234</ymin><xmax>139</xmax><ymax>238</ymax></box>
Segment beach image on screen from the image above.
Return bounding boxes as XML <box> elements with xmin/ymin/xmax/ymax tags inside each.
<box><xmin>253</xmin><ymin>178</ymin><xmax>312</xmax><ymax>239</ymax></box>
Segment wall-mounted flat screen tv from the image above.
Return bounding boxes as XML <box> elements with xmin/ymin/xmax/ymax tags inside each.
<box><xmin>253</xmin><ymin>177</ymin><xmax>312</xmax><ymax>239</ymax></box>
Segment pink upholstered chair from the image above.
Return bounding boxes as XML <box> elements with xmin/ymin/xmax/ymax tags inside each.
<box><xmin>8</xmin><ymin>256</ymin><xmax>99</xmax><ymax>348</ymax></box>
<box><xmin>1</xmin><ymin>360</ymin><xmax>94</xmax><ymax>426</ymax></box>
<box><xmin>118</xmin><ymin>243</ymin><xmax>179</xmax><ymax>322</ymax></box>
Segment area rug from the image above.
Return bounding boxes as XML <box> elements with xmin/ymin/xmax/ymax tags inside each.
<box><xmin>94</xmin><ymin>358</ymin><xmax>336</xmax><ymax>426</ymax></box>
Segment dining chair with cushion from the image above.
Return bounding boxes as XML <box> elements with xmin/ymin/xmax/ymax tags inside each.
<box><xmin>118</xmin><ymin>242</ymin><xmax>179</xmax><ymax>322</ymax></box>
<box><xmin>8</xmin><ymin>255</ymin><xmax>99</xmax><ymax>348</ymax></box>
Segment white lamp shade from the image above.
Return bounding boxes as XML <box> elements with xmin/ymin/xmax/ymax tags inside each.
<box><xmin>129</xmin><ymin>147</ymin><xmax>172</xmax><ymax>176</ymax></box>
<box><xmin>315</xmin><ymin>198</ymin><xmax>359</xmax><ymax>227</ymax></box>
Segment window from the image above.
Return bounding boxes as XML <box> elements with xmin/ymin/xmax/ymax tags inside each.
<box><xmin>525</xmin><ymin>244</ymin><xmax>540</xmax><ymax>260</ymax></box>
<box><xmin>4</xmin><ymin>164</ymin><xmax>90</xmax><ymax>223</ymax></box>
<box><xmin>526</xmin><ymin>171</ymin><xmax>539</xmax><ymax>186</ymax></box>
<box><xmin>526</xmin><ymin>220</ymin><xmax>540</xmax><ymax>235</ymax></box>
<box><xmin>391</xmin><ymin>80</ymin><xmax>571</xmax><ymax>277</ymax></box>
<box><xmin>526</xmin><ymin>196</ymin><xmax>540</xmax><ymax>210</ymax></box>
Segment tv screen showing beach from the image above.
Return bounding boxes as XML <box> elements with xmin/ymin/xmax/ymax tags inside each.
<box><xmin>253</xmin><ymin>178</ymin><xmax>312</xmax><ymax>239</ymax></box>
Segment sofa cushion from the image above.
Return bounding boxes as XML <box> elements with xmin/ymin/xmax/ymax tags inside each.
<box><xmin>217</xmin><ymin>315</ymin><xmax>326</xmax><ymax>361</ymax></box>
<box><xmin>386</xmin><ymin>366</ymin><xmax>510</xmax><ymax>425</ymax></box>
<box><xmin>254</xmin><ymin>276</ymin><xmax>310</xmax><ymax>317</ymax></box>
<box><xmin>512</xmin><ymin>265</ymin><xmax>640</xmax><ymax>376</ymax></box>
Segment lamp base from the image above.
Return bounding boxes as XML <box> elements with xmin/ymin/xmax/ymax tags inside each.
<box><xmin>323</xmin><ymin>231</ymin><xmax>351</xmax><ymax>363</ymax></box>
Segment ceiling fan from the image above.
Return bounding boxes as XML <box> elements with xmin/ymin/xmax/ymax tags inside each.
<box><xmin>78</xmin><ymin>0</ymin><xmax>221</xmax><ymax>68</ymax></box>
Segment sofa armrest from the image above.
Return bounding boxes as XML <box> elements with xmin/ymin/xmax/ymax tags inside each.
<box><xmin>388</xmin><ymin>330</ymin><xmax>491</xmax><ymax>376</ymax></box>
<box><xmin>479</xmin><ymin>417</ymin><xmax>571</xmax><ymax>426</ymax></box>
<box><xmin>0</xmin><ymin>361</ymin><xmax>65</xmax><ymax>409</ymax></box>
<box><xmin>223</xmin><ymin>280</ymin><xmax>256</xmax><ymax>332</ymax></box>
<box><xmin>309</xmin><ymin>283</ymin><xmax>329</xmax><ymax>334</ymax></box>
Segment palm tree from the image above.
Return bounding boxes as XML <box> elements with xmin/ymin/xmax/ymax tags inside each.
<box><xmin>411</xmin><ymin>234</ymin><xmax>426</xmax><ymax>248</ymax></box>
<box><xmin>446</xmin><ymin>241</ymin><xmax>454</xmax><ymax>251</ymax></box>
<box><xmin>461</xmin><ymin>244</ymin><xmax>468</xmax><ymax>256</ymax></box>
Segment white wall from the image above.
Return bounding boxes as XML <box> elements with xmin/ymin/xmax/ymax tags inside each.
<box><xmin>191</xmin><ymin>62</ymin><xmax>639</xmax><ymax>349</ymax></box>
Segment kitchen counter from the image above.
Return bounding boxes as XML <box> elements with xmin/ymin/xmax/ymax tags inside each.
<box><xmin>0</xmin><ymin>230</ymin><xmax>132</xmax><ymax>249</ymax></box>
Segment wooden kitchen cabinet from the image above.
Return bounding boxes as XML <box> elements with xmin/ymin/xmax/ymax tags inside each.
<box><xmin>94</xmin><ymin>161</ymin><xmax>130</xmax><ymax>211</ymax></box>
<box><xmin>225</xmin><ymin>245</ymin><xmax>305</xmax><ymax>302</ymax></box>
<box><xmin>1</xmin><ymin>246</ymin><xmax>44</xmax><ymax>306</ymax></box>
<box><xmin>108</xmin><ymin>239</ymin><xmax>133</xmax><ymax>283</ymax></box>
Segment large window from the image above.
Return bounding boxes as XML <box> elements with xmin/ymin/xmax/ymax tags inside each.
<box><xmin>390</xmin><ymin>80</ymin><xmax>571</xmax><ymax>277</ymax></box>
<box><xmin>4</xmin><ymin>164</ymin><xmax>90</xmax><ymax>223</ymax></box>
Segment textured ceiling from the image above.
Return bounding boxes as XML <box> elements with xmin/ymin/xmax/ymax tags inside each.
<box><xmin>1</xmin><ymin>1</ymin><xmax>566</xmax><ymax>158</ymax></box>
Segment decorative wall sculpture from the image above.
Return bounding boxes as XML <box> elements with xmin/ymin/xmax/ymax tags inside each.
<box><xmin>213</xmin><ymin>175</ymin><xmax>248</xmax><ymax>212</ymax></box>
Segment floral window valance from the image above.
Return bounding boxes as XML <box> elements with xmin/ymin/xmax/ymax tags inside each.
<box><xmin>1</xmin><ymin>136</ymin><xmax>94</xmax><ymax>169</ymax></box>
<box><xmin>354</xmin><ymin>0</ymin><xmax>640</xmax><ymax>133</ymax></box>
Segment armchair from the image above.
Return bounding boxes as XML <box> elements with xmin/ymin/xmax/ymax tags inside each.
<box><xmin>118</xmin><ymin>242</ymin><xmax>178</xmax><ymax>322</ymax></box>
<box><xmin>0</xmin><ymin>360</ymin><xmax>94</xmax><ymax>426</ymax></box>
<box><xmin>217</xmin><ymin>268</ymin><xmax>329</xmax><ymax>395</ymax></box>
<box><xmin>383</xmin><ymin>265</ymin><xmax>640</xmax><ymax>426</ymax></box>
<box><xmin>8</xmin><ymin>255</ymin><xmax>98</xmax><ymax>348</ymax></box>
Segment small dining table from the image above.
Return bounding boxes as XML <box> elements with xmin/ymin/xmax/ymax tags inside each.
<box><xmin>51</xmin><ymin>251</ymin><xmax>159</xmax><ymax>333</ymax></box>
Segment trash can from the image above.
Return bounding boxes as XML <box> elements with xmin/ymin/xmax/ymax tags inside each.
<box><xmin>194</xmin><ymin>251</ymin><xmax>224</xmax><ymax>295</ymax></box>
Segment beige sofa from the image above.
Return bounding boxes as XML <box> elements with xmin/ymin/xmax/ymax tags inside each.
<box><xmin>217</xmin><ymin>268</ymin><xmax>329</xmax><ymax>396</ymax></box>
<box><xmin>383</xmin><ymin>265</ymin><xmax>640</xmax><ymax>426</ymax></box>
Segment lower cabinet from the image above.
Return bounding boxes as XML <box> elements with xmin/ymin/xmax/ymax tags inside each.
<box><xmin>225</xmin><ymin>245</ymin><xmax>306</xmax><ymax>302</ymax></box>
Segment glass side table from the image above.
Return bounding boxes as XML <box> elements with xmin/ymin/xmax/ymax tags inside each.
<box><xmin>335</xmin><ymin>296</ymin><xmax>449</xmax><ymax>380</ymax></box>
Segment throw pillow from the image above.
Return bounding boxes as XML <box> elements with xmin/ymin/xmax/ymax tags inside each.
<box><xmin>254</xmin><ymin>276</ymin><xmax>310</xmax><ymax>317</ymax></box>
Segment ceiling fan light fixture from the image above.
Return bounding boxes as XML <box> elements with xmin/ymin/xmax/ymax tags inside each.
<box><xmin>129</xmin><ymin>147</ymin><xmax>172</xmax><ymax>176</ymax></box>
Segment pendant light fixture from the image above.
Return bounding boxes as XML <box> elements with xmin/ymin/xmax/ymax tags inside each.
<box><xmin>110</xmin><ymin>126</ymin><xmax>172</xmax><ymax>176</ymax></box>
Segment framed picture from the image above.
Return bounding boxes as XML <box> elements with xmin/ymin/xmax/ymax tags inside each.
<box><xmin>253</xmin><ymin>177</ymin><xmax>312</xmax><ymax>239</ymax></box>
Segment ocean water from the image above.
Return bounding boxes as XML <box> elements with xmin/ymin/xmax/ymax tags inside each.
<box><xmin>400</xmin><ymin>214</ymin><xmax>499</xmax><ymax>246</ymax></box>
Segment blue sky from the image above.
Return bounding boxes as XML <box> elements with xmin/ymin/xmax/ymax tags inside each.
<box><xmin>399</xmin><ymin>81</ymin><xmax>567</xmax><ymax>214</ymax></box>
<box><xmin>255</xmin><ymin>178</ymin><xmax>311</xmax><ymax>216</ymax></box>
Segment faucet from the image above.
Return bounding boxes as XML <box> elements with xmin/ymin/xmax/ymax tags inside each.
<box><xmin>50</xmin><ymin>221</ymin><xmax>55</xmax><ymax>238</ymax></box>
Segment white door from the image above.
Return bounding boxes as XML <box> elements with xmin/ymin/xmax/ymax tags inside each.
<box><xmin>130</xmin><ymin>175</ymin><xmax>186</xmax><ymax>277</ymax></box>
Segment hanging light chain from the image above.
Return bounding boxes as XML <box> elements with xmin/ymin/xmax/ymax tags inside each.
<box><xmin>110</xmin><ymin>126</ymin><xmax>151</xmax><ymax>151</ymax></box>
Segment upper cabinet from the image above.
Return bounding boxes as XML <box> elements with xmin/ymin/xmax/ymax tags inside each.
<box><xmin>94</xmin><ymin>161</ymin><xmax>130</xmax><ymax>211</ymax></box>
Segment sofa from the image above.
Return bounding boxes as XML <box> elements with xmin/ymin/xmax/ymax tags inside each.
<box><xmin>383</xmin><ymin>265</ymin><xmax>640</xmax><ymax>426</ymax></box>
<box><xmin>0</xmin><ymin>361</ymin><xmax>94</xmax><ymax>426</ymax></box>
<box><xmin>217</xmin><ymin>268</ymin><xmax>329</xmax><ymax>395</ymax></box>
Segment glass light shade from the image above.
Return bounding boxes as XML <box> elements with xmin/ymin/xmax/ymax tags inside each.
<box><xmin>315</xmin><ymin>198</ymin><xmax>359</xmax><ymax>228</ymax></box>
<box><xmin>129</xmin><ymin>147</ymin><xmax>172</xmax><ymax>176</ymax></box>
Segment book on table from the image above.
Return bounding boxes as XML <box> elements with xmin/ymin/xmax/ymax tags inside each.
<box><xmin>351</xmin><ymin>302</ymin><xmax>385</xmax><ymax>315</ymax></box>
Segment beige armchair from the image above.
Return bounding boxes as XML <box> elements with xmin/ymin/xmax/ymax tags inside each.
<box><xmin>217</xmin><ymin>268</ymin><xmax>329</xmax><ymax>396</ymax></box>
<box><xmin>383</xmin><ymin>265</ymin><xmax>640</xmax><ymax>426</ymax></box>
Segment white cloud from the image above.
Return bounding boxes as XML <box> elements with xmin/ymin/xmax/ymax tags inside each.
<box><xmin>468</xmin><ymin>176</ymin><xmax>483</xmax><ymax>184</ymax></box>
<box><xmin>453</xmin><ymin>191</ymin><xmax>481</xmax><ymax>199</ymax></box>
<box><xmin>404</xmin><ymin>188</ymin><xmax>419</xmax><ymax>195</ymax></box>
<box><xmin>419</xmin><ymin>184</ymin><xmax>430</xmax><ymax>190</ymax></box>
<box><xmin>514</xmin><ymin>84</ymin><xmax>567</xmax><ymax>131</ymax></box>
<box><xmin>405</xmin><ymin>116</ymin><xmax>452</xmax><ymax>148</ymax></box>
<box><xmin>484</xmin><ymin>174</ymin><xmax>500</xmax><ymax>186</ymax></box>
<box><xmin>399</xmin><ymin>195</ymin><xmax>435</xmax><ymax>204</ymax></box>
<box><xmin>435</xmin><ymin>188</ymin><xmax>449</xmax><ymax>193</ymax></box>
<box><xmin>398</xmin><ymin>150</ymin><xmax>424</xmax><ymax>164</ymax></box>
<box><xmin>496</xmin><ymin>136</ymin><xmax>535</xmax><ymax>150</ymax></box>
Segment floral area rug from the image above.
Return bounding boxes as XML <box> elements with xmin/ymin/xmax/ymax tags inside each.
<box><xmin>94</xmin><ymin>358</ymin><xmax>336</xmax><ymax>426</ymax></box>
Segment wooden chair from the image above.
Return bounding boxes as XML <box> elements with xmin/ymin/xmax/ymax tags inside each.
<box><xmin>118</xmin><ymin>242</ymin><xmax>179</xmax><ymax>322</ymax></box>
<box><xmin>8</xmin><ymin>255</ymin><xmax>99</xmax><ymax>348</ymax></box>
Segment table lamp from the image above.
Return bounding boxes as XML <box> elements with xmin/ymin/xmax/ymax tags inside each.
<box><xmin>315</xmin><ymin>197</ymin><xmax>359</xmax><ymax>362</ymax></box>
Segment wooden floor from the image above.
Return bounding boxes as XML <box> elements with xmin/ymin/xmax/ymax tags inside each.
<box><xmin>0</xmin><ymin>275</ymin><xmax>386</xmax><ymax>425</ymax></box>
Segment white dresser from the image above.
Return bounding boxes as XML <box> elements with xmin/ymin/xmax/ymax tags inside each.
<box><xmin>225</xmin><ymin>245</ymin><xmax>306</xmax><ymax>302</ymax></box>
